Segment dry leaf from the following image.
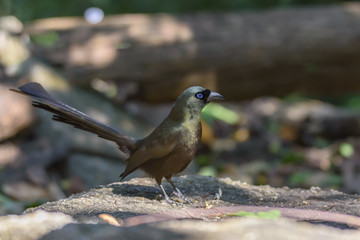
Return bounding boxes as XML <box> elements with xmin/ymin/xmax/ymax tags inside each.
<box><xmin>99</xmin><ymin>214</ymin><xmax>122</xmax><ymax>226</ymax></box>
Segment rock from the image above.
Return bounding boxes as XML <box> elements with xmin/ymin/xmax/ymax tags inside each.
<box><xmin>0</xmin><ymin>210</ymin><xmax>74</xmax><ymax>240</ymax></box>
<box><xmin>2</xmin><ymin>181</ymin><xmax>52</xmax><ymax>202</ymax></box>
<box><xmin>25</xmin><ymin>175</ymin><xmax>360</xmax><ymax>221</ymax></box>
<box><xmin>0</xmin><ymin>84</ymin><xmax>34</xmax><ymax>141</ymax></box>
<box><xmin>0</xmin><ymin>30</ymin><xmax>29</xmax><ymax>71</ymax></box>
<box><xmin>0</xmin><ymin>16</ymin><xmax>23</xmax><ymax>34</ymax></box>
<box><xmin>42</xmin><ymin>218</ymin><xmax>360</xmax><ymax>240</ymax></box>
<box><xmin>0</xmin><ymin>142</ymin><xmax>21</xmax><ymax>167</ymax></box>
<box><xmin>246</xmin><ymin>98</ymin><xmax>360</xmax><ymax>142</ymax></box>
<box><xmin>0</xmin><ymin>175</ymin><xmax>358</xmax><ymax>239</ymax></box>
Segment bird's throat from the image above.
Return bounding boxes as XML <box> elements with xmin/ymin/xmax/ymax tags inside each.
<box><xmin>169</xmin><ymin>104</ymin><xmax>202</xmax><ymax>123</ymax></box>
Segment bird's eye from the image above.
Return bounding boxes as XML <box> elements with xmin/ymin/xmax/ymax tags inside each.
<box><xmin>195</xmin><ymin>92</ymin><xmax>204</xmax><ymax>99</ymax></box>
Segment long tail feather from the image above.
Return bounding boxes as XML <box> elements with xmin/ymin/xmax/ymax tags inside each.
<box><xmin>10</xmin><ymin>82</ymin><xmax>138</xmax><ymax>154</ymax></box>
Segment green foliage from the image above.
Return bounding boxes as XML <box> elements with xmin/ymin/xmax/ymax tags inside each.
<box><xmin>198</xmin><ymin>166</ymin><xmax>217</xmax><ymax>177</ymax></box>
<box><xmin>342</xmin><ymin>95</ymin><xmax>360</xmax><ymax>110</ymax></box>
<box><xmin>281</xmin><ymin>151</ymin><xmax>305</xmax><ymax>164</ymax></box>
<box><xmin>282</xmin><ymin>93</ymin><xmax>309</xmax><ymax>104</ymax></box>
<box><xmin>339</xmin><ymin>142</ymin><xmax>354</xmax><ymax>158</ymax></box>
<box><xmin>30</xmin><ymin>32</ymin><xmax>59</xmax><ymax>47</ymax></box>
<box><xmin>24</xmin><ymin>200</ymin><xmax>46</xmax><ymax>209</ymax></box>
<box><xmin>321</xmin><ymin>174</ymin><xmax>343</xmax><ymax>187</ymax></box>
<box><xmin>326</xmin><ymin>94</ymin><xmax>360</xmax><ymax>111</ymax></box>
<box><xmin>202</xmin><ymin>103</ymin><xmax>240</xmax><ymax>125</ymax></box>
<box><xmin>195</xmin><ymin>154</ymin><xmax>211</xmax><ymax>166</ymax></box>
<box><xmin>226</xmin><ymin>209</ymin><xmax>281</xmax><ymax>219</ymax></box>
<box><xmin>1</xmin><ymin>0</ymin><xmax>351</xmax><ymax>22</ymax></box>
<box><xmin>266</xmin><ymin>121</ymin><xmax>279</xmax><ymax>134</ymax></box>
<box><xmin>313</xmin><ymin>137</ymin><xmax>330</xmax><ymax>148</ymax></box>
<box><xmin>288</xmin><ymin>170</ymin><xmax>313</xmax><ymax>186</ymax></box>
<box><xmin>268</xmin><ymin>140</ymin><xmax>281</xmax><ymax>154</ymax></box>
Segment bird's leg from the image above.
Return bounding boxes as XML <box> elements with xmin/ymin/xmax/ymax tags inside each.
<box><xmin>156</xmin><ymin>177</ymin><xmax>178</xmax><ymax>205</ymax></box>
<box><xmin>158</xmin><ymin>183</ymin><xmax>180</xmax><ymax>205</ymax></box>
<box><xmin>166</xmin><ymin>177</ymin><xmax>192</xmax><ymax>204</ymax></box>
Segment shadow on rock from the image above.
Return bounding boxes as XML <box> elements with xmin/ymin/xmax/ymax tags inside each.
<box><xmin>110</xmin><ymin>183</ymin><xmax>161</xmax><ymax>200</ymax></box>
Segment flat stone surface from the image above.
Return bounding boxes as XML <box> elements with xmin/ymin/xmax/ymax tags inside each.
<box><xmin>25</xmin><ymin>175</ymin><xmax>360</xmax><ymax>220</ymax></box>
<box><xmin>42</xmin><ymin>218</ymin><xmax>360</xmax><ymax>240</ymax></box>
<box><xmin>0</xmin><ymin>210</ymin><xmax>74</xmax><ymax>240</ymax></box>
<box><xmin>0</xmin><ymin>175</ymin><xmax>358</xmax><ymax>240</ymax></box>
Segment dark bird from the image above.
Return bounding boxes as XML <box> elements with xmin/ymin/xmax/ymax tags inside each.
<box><xmin>11</xmin><ymin>82</ymin><xmax>224</xmax><ymax>204</ymax></box>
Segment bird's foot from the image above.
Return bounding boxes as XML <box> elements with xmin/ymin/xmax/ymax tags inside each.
<box><xmin>173</xmin><ymin>191</ymin><xmax>193</xmax><ymax>204</ymax></box>
<box><xmin>164</xmin><ymin>195</ymin><xmax>183</xmax><ymax>206</ymax></box>
<box><xmin>158</xmin><ymin>184</ymin><xmax>183</xmax><ymax>206</ymax></box>
<box><xmin>165</xmin><ymin>178</ymin><xmax>194</xmax><ymax>204</ymax></box>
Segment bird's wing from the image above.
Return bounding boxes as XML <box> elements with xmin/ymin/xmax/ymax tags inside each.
<box><xmin>119</xmin><ymin>129</ymin><xmax>178</xmax><ymax>179</ymax></box>
<box><xmin>10</xmin><ymin>82</ymin><xmax>138</xmax><ymax>154</ymax></box>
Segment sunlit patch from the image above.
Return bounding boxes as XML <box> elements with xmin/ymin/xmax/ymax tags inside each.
<box><xmin>84</xmin><ymin>7</ymin><xmax>104</xmax><ymax>24</ymax></box>
<box><xmin>233</xmin><ymin>128</ymin><xmax>250</xmax><ymax>142</ymax></box>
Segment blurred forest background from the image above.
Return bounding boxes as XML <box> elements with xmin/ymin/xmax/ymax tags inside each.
<box><xmin>1</xmin><ymin>0</ymin><xmax>352</xmax><ymax>22</ymax></box>
<box><xmin>1</xmin><ymin>0</ymin><xmax>360</xmax><ymax>215</ymax></box>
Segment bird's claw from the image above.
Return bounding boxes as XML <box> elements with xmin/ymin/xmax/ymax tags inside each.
<box><xmin>173</xmin><ymin>191</ymin><xmax>193</xmax><ymax>204</ymax></box>
<box><xmin>164</xmin><ymin>197</ymin><xmax>183</xmax><ymax>206</ymax></box>
<box><xmin>183</xmin><ymin>198</ymin><xmax>194</xmax><ymax>204</ymax></box>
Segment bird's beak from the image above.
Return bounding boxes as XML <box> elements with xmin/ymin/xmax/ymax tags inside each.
<box><xmin>207</xmin><ymin>91</ymin><xmax>224</xmax><ymax>102</ymax></box>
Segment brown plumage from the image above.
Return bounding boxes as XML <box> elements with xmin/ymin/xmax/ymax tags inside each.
<box><xmin>11</xmin><ymin>82</ymin><xmax>224</xmax><ymax>204</ymax></box>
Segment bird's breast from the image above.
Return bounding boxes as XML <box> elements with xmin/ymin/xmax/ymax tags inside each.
<box><xmin>179</xmin><ymin>120</ymin><xmax>201</xmax><ymax>150</ymax></box>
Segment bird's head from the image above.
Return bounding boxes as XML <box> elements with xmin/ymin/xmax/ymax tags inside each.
<box><xmin>170</xmin><ymin>86</ymin><xmax>224</xmax><ymax>121</ymax></box>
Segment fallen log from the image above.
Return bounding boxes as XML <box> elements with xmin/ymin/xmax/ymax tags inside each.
<box><xmin>25</xmin><ymin>3</ymin><xmax>360</xmax><ymax>102</ymax></box>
